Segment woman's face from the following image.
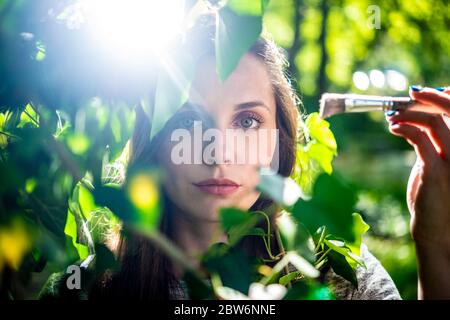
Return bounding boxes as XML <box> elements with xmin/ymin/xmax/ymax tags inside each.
<box><xmin>157</xmin><ymin>53</ymin><xmax>277</xmax><ymax>222</ymax></box>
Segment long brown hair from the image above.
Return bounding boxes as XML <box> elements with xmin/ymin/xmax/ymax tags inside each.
<box><xmin>91</xmin><ymin>36</ymin><xmax>303</xmax><ymax>300</ymax></box>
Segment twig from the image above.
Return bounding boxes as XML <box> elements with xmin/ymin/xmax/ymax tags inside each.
<box><xmin>0</xmin><ymin>130</ymin><xmax>19</xmax><ymax>140</ymax></box>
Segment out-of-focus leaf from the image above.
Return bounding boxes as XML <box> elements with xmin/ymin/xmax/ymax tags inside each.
<box><xmin>110</xmin><ymin>113</ymin><xmax>121</xmax><ymax>143</ymax></box>
<box><xmin>293</xmin><ymin>173</ymin><xmax>357</xmax><ymax>243</ymax></box>
<box><xmin>276</xmin><ymin>211</ymin><xmax>315</xmax><ymax>263</ymax></box>
<box><xmin>93</xmin><ymin>169</ymin><xmax>160</xmax><ymax>234</ymax></box>
<box><xmin>65</xmin><ymin>185</ymin><xmax>90</xmax><ymax>260</ymax></box>
<box><xmin>0</xmin><ymin>217</ymin><xmax>33</xmax><ymax>270</ymax></box>
<box><xmin>288</xmin><ymin>251</ymin><xmax>320</xmax><ymax>278</ymax></box>
<box><xmin>245</xmin><ymin>227</ymin><xmax>266</xmax><ymax>237</ymax></box>
<box><xmin>257</xmin><ymin>168</ymin><xmax>304</xmax><ymax>206</ymax></box>
<box><xmin>183</xmin><ymin>270</ymin><xmax>215</xmax><ymax>300</ymax></box>
<box><xmin>219</xmin><ymin>208</ymin><xmax>261</xmax><ymax>246</ymax></box>
<box><xmin>203</xmin><ymin>243</ymin><xmax>257</xmax><ymax>295</ymax></box>
<box><xmin>18</xmin><ymin>103</ymin><xmax>39</xmax><ymax>128</ymax></box>
<box><xmin>215</xmin><ymin>286</ymin><xmax>250</xmax><ymax>300</ymax></box>
<box><xmin>66</xmin><ymin>132</ymin><xmax>90</xmax><ymax>156</ymax></box>
<box><xmin>152</xmin><ymin>51</ymin><xmax>196</xmax><ymax>139</ymax></box>
<box><xmin>216</xmin><ymin>4</ymin><xmax>262</xmax><ymax>81</ymax></box>
<box><xmin>227</xmin><ymin>0</ymin><xmax>266</xmax><ymax>16</ymax></box>
<box><xmin>35</xmin><ymin>40</ymin><xmax>46</xmax><ymax>61</ymax></box>
<box><xmin>25</xmin><ymin>178</ymin><xmax>37</xmax><ymax>193</ymax></box>
<box><xmin>261</xmin><ymin>251</ymin><xmax>319</xmax><ymax>285</ymax></box>
<box><xmin>284</xmin><ymin>281</ymin><xmax>335</xmax><ymax>300</ymax></box>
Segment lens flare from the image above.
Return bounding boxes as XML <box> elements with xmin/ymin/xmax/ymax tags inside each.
<box><xmin>82</xmin><ymin>0</ymin><xmax>185</xmax><ymax>58</ymax></box>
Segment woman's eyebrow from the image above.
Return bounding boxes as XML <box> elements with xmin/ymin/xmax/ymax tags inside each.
<box><xmin>235</xmin><ymin>101</ymin><xmax>272</xmax><ymax>113</ymax></box>
<box><xmin>179</xmin><ymin>101</ymin><xmax>205</xmax><ymax>112</ymax></box>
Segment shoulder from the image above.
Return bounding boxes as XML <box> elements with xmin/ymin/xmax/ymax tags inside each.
<box><xmin>325</xmin><ymin>243</ymin><xmax>402</xmax><ymax>300</ymax></box>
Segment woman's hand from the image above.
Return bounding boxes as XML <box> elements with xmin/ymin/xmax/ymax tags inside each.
<box><xmin>385</xmin><ymin>86</ymin><xmax>450</xmax><ymax>299</ymax></box>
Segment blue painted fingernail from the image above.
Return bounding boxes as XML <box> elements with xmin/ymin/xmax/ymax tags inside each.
<box><xmin>389</xmin><ymin>122</ymin><xmax>399</xmax><ymax>128</ymax></box>
<box><xmin>410</xmin><ymin>85</ymin><xmax>423</xmax><ymax>92</ymax></box>
<box><xmin>435</xmin><ymin>87</ymin><xmax>445</xmax><ymax>92</ymax></box>
<box><xmin>385</xmin><ymin>109</ymin><xmax>398</xmax><ymax>117</ymax></box>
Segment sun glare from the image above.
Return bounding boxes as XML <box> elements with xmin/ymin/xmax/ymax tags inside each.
<box><xmin>82</xmin><ymin>0</ymin><xmax>185</xmax><ymax>58</ymax></box>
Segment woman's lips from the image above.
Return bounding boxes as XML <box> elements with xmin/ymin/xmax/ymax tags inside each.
<box><xmin>193</xmin><ymin>178</ymin><xmax>240</xmax><ymax>196</ymax></box>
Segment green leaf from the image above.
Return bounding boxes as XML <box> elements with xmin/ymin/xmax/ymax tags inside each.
<box><xmin>18</xmin><ymin>104</ymin><xmax>39</xmax><ymax>128</ymax></box>
<box><xmin>305</xmin><ymin>113</ymin><xmax>337</xmax><ymax>152</ymax></box>
<box><xmin>292</xmin><ymin>147</ymin><xmax>322</xmax><ymax>196</ymax></box>
<box><xmin>35</xmin><ymin>41</ymin><xmax>46</xmax><ymax>61</ymax></box>
<box><xmin>183</xmin><ymin>270</ymin><xmax>215</xmax><ymax>300</ymax></box>
<box><xmin>227</xmin><ymin>0</ymin><xmax>266</xmax><ymax>16</ymax></box>
<box><xmin>304</xmin><ymin>141</ymin><xmax>335</xmax><ymax>175</ymax></box>
<box><xmin>202</xmin><ymin>243</ymin><xmax>257</xmax><ymax>295</ymax></box>
<box><xmin>66</xmin><ymin>132</ymin><xmax>90</xmax><ymax>155</ymax></box>
<box><xmin>293</xmin><ymin>173</ymin><xmax>357</xmax><ymax>243</ymax></box>
<box><xmin>110</xmin><ymin>113</ymin><xmax>121</xmax><ymax>143</ymax></box>
<box><xmin>220</xmin><ymin>207</ymin><xmax>250</xmax><ymax>231</ymax></box>
<box><xmin>78</xmin><ymin>183</ymin><xmax>96</xmax><ymax>220</ymax></box>
<box><xmin>276</xmin><ymin>211</ymin><xmax>315</xmax><ymax>262</ymax></box>
<box><xmin>64</xmin><ymin>193</ymin><xmax>90</xmax><ymax>260</ymax></box>
<box><xmin>292</xmin><ymin>113</ymin><xmax>338</xmax><ymax>196</ymax></box>
<box><xmin>279</xmin><ymin>271</ymin><xmax>302</xmax><ymax>286</ymax></box>
<box><xmin>245</xmin><ymin>227</ymin><xmax>266</xmax><ymax>237</ymax></box>
<box><xmin>327</xmin><ymin>250</ymin><xmax>358</xmax><ymax>288</ymax></box>
<box><xmin>323</xmin><ymin>238</ymin><xmax>364</xmax><ymax>268</ymax></box>
<box><xmin>93</xmin><ymin>169</ymin><xmax>160</xmax><ymax>234</ymax></box>
<box><xmin>348</xmin><ymin>213</ymin><xmax>370</xmax><ymax>257</ymax></box>
<box><xmin>219</xmin><ymin>207</ymin><xmax>261</xmax><ymax>246</ymax></box>
<box><xmin>152</xmin><ymin>51</ymin><xmax>196</xmax><ymax>139</ymax></box>
<box><xmin>216</xmin><ymin>4</ymin><xmax>262</xmax><ymax>81</ymax></box>
<box><xmin>0</xmin><ymin>112</ymin><xmax>5</xmax><ymax>129</ymax></box>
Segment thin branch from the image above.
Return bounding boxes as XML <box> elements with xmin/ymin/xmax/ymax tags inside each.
<box><xmin>317</xmin><ymin>0</ymin><xmax>330</xmax><ymax>98</ymax></box>
<box><xmin>0</xmin><ymin>130</ymin><xmax>19</xmax><ymax>140</ymax></box>
<box><xmin>288</xmin><ymin>0</ymin><xmax>303</xmax><ymax>80</ymax></box>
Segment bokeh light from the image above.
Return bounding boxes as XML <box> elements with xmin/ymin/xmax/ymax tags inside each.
<box><xmin>369</xmin><ymin>69</ymin><xmax>386</xmax><ymax>89</ymax></box>
<box><xmin>386</xmin><ymin>70</ymin><xmax>408</xmax><ymax>91</ymax></box>
<box><xmin>352</xmin><ymin>71</ymin><xmax>370</xmax><ymax>91</ymax></box>
<box><xmin>128</xmin><ymin>174</ymin><xmax>158</xmax><ymax>211</ymax></box>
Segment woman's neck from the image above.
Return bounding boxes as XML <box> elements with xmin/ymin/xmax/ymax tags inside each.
<box><xmin>171</xmin><ymin>208</ymin><xmax>227</xmax><ymax>277</ymax></box>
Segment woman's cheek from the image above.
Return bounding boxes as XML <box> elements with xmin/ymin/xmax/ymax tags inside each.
<box><xmin>253</xmin><ymin>128</ymin><xmax>279</xmax><ymax>168</ymax></box>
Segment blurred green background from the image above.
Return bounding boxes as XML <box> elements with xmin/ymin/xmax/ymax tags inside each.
<box><xmin>265</xmin><ymin>0</ymin><xmax>449</xmax><ymax>299</ymax></box>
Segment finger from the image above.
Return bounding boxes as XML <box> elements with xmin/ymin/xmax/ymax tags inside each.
<box><xmin>438</xmin><ymin>87</ymin><xmax>450</xmax><ymax>95</ymax></box>
<box><xmin>387</xmin><ymin>111</ymin><xmax>450</xmax><ymax>160</ymax></box>
<box><xmin>432</xmin><ymin>86</ymin><xmax>450</xmax><ymax>95</ymax></box>
<box><xmin>407</xmin><ymin>158</ymin><xmax>423</xmax><ymax>214</ymax></box>
<box><xmin>388</xmin><ymin>122</ymin><xmax>440</xmax><ymax>166</ymax></box>
<box><xmin>409</xmin><ymin>86</ymin><xmax>450</xmax><ymax>114</ymax></box>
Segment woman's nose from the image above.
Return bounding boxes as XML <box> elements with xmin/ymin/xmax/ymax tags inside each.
<box><xmin>202</xmin><ymin>127</ymin><xmax>234</xmax><ymax>166</ymax></box>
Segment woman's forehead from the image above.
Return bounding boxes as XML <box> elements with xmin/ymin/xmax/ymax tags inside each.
<box><xmin>188</xmin><ymin>53</ymin><xmax>276</xmax><ymax>115</ymax></box>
